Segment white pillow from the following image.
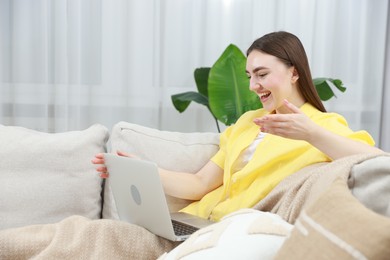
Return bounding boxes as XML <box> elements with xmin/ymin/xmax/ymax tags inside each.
<box><xmin>159</xmin><ymin>209</ymin><xmax>293</xmax><ymax>260</ymax></box>
<box><xmin>0</xmin><ymin>124</ymin><xmax>109</xmax><ymax>230</ymax></box>
<box><xmin>104</xmin><ymin>121</ymin><xmax>220</xmax><ymax>219</ymax></box>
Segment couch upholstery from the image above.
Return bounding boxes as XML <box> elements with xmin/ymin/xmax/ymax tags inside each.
<box><xmin>1</xmin><ymin>122</ymin><xmax>390</xmax><ymax>259</ymax></box>
<box><xmin>0</xmin><ymin>124</ymin><xmax>109</xmax><ymax>230</ymax></box>
<box><xmin>0</xmin><ymin>122</ymin><xmax>220</xmax><ymax>230</ymax></box>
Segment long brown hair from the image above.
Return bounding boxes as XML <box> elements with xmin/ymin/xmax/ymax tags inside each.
<box><xmin>247</xmin><ymin>31</ymin><xmax>326</xmax><ymax>112</ymax></box>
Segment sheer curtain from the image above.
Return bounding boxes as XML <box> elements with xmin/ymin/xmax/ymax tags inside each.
<box><xmin>380</xmin><ymin>4</ymin><xmax>390</xmax><ymax>151</ymax></box>
<box><xmin>0</xmin><ymin>0</ymin><xmax>388</xmax><ymax>148</ymax></box>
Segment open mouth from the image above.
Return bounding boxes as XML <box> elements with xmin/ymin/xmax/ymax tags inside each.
<box><xmin>259</xmin><ymin>91</ymin><xmax>271</xmax><ymax>101</ymax></box>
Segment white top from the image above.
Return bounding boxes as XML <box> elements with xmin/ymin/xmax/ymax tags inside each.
<box><xmin>232</xmin><ymin>131</ymin><xmax>267</xmax><ymax>172</ymax></box>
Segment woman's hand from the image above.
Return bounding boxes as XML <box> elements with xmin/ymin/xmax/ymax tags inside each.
<box><xmin>253</xmin><ymin>99</ymin><xmax>318</xmax><ymax>142</ymax></box>
<box><xmin>91</xmin><ymin>151</ymin><xmax>138</xmax><ymax>178</ymax></box>
<box><xmin>254</xmin><ymin>99</ymin><xmax>383</xmax><ymax>159</ymax></box>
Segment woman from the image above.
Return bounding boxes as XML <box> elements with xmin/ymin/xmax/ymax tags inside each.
<box><xmin>93</xmin><ymin>31</ymin><xmax>381</xmax><ymax>222</ymax></box>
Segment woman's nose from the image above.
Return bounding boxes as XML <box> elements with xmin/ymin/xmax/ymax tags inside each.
<box><xmin>249</xmin><ymin>78</ymin><xmax>259</xmax><ymax>91</ymax></box>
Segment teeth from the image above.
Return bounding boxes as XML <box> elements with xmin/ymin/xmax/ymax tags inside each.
<box><xmin>260</xmin><ymin>92</ymin><xmax>271</xmax><ymax>98</ymax></box>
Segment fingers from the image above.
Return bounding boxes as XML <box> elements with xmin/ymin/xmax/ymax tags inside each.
<box><xmin>117</xmin><ymin>150</ymin><xmax>140</xmax><ymax>160</ymax></box>
<box><xmin>100</xmin><ymin>173</ymin><xmax>109</xmax><ymax>179</ymax></box>
<box><xmin>253</xmin><ymin>100</ymin><xmax>303</xmax><ymax>128</ymax></box>
<box><xmin>95</xmin><ymin>165</ymin><xmax>107</xmax><ymax>173</ymax></box>
<box><xmin>92</xmin><ymin>151</ymin><xmax>133</xmax><ymax>164</ymax></box>
<box><xmin>254</xmin><ymin>114</ymin><xmax>290</xmax><ymax>125</ymax></box>
<box><xmin>259</xmin><ymin>120</ymin><xmax>287</xmax><ymax>135</ymax></box>
<box><xmin>92</xmin><ymin>151</ymin><xmax>139</xmax><ymax>179</ymax></box>
<box><xmin>117</xmin><ymin>150</ymin><xmax>132</xmax><ymax>157</ymax></box>
<box><xmin>91</xmin><ymin>153</ymin><xmax>105</xmax><ymax>164</ymax></box>
<box><xmin>283</xmin><ymin>99</ymin><xmax>302</xmax><ymax>114</ymax></box>
<box><xmin>92</xmin><ymin>153</ymin><xmax>109</xmax><ymax>178</ymax></box>
<box><xmin>95</xmin><ymin>153</ymin><xmax>105</xmax><ymax>159</ymax></box>
<box><xmin>91</xmin><ymin>157</ymin><xmax>104</xmax><ymax>164</ymax></box>
<box><xmin>253</xmin><ymin>114</ymin><xmax>296</xmax><ymax>136</ymax></box>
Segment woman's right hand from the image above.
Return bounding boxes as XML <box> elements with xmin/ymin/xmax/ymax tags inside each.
<box><xmin>91</xmin><ymin>151</ymin><xmax>136</xmax><ymax>178</ymax></box>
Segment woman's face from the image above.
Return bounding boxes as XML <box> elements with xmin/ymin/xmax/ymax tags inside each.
<box><xmin>246</xmin><ymin>50</ymin><xmax>303</xmax><ymax>113</ymax></box>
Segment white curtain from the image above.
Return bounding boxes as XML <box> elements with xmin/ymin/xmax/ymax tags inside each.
<box><xmin>0</xmin><ymin>0</ymin><xmax>388</xmax><ymax>148</ymax></box>
<box><xmin>380</xmin><ymin>3</ymin><xmax>390</xmax><ymax>151</ymax></box>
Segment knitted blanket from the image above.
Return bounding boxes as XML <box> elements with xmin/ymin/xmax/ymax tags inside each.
<box><xmin>253</xmin><ymin>152</ymin><xmax>389</xmax><ymax>223</ymax></box>
<box><xmin>0</xmin><ymin>152</ymin><xmax>387</xmax><ymax>259</ymax></box>
<box><xmin>0</xmin><ymin>216</ymin><xmax>179</xmax><ymax>260</ymax></box>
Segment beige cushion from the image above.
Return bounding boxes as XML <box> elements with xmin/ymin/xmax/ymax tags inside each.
<box><xmin>103</xmin><ymin>121</ymin><xmax>220</xmax><ymax>219</ymax></box>
<box><xmin>274</xmin><ymin>177</ymin><xmax>390</xmax><ymax>259</ymax></box>
<box><xmin>348</xmin><ymin>155</ymin><xmax>390</xmax><ymax>217</ymax></box>
<box><xmin>0</xmin><ymin>124</ymin><xmax>109</xmax><ymax>230</ymax></box>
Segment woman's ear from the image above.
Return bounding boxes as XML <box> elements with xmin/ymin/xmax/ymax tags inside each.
<box><xmin>291</xmin><ymin>67</ymin><xmax>299</xmax><ymax>83</ymax></box>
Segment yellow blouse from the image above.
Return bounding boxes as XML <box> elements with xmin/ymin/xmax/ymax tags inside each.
<box><xmin>180</xmin><ymin>103</ymin><xmax>375</xmax><ymax>221</ymax></box>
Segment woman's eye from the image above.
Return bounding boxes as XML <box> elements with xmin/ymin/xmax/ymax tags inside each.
<box><xmin>258</xmin><ymin>73</ymin><xmax>267</xmax><ymax>78</ymax></box>
<box><xmin>246</xmin><ymin>74</ymin><xmax>251</xmax><ymax>79</ymax></box>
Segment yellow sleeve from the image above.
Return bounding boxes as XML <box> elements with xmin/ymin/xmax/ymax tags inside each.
<box><xmin>210</xmin><ymin>124</ymin><xmax>234</xmax><ymax>169</ymax></box>
<box><xmin>319</xmin><ymin>113</ymin><xmax>375</xmax><ymax>146</ymax></box>
<box><xmin>345</xmin><ymin>130</ymin><xmax>375</xmax><ymax>146</ymax></box>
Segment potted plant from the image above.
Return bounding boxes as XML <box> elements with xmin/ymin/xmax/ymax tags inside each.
<box><xmin>171</xmin><ymin>44</ymin><xmax>346</xmax><ymax>132</ymax></box>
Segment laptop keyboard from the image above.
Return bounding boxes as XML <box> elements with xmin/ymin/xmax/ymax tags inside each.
<box><xmin>172</xmin><ymin>220</ymin><xmax>199</xmax><ymax>236</ymax></box>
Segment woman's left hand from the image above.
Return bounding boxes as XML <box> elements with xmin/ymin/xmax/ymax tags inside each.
<box><xmin>91</xmin><ymin>150</ymin><xmax>139</xmax><ymax>178</ymax></box>
<box><xmin>253</xmin><ymin>99</ymin><xmax>318</xmax><ymax>141</ymax></box>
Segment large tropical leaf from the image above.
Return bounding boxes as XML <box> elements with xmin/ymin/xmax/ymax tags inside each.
<box><xmin>313</xmin><ymin>78</ymin><xmax>346</xmax><ymax>101</ymax></box>
<box><xmin>208</xmin><ymin>44</ymin><xmax>262</xmax><ymax>125</ymax></box>
<box><xmin>194</xmin><ymin>67</ymin><xmax>210</xmax><ymax>97</ymax></box>
<box><xmin>171</xmin><ymin>91</ymin><xmax>208</xmax><ymax>113</ymax></box>
<box><xmin>171</xmin><ymin>68</ymin><xmax>211</xmax><ymax>113</ymax></box>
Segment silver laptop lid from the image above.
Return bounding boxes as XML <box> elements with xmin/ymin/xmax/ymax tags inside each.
<box><xmin>104</xmin><ymin>153</ymin><xmax>180</xmax><ymax>241</ymax></box>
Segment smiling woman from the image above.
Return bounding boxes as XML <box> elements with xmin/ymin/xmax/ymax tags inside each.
<box><xmin>246</xmin><ymin>31</ymin><xmax>324</xmax><ymax>114</ymax></box>
<box><xmin>0</xmin><ymin>0</ymin><xmax>388</xmax><ymax>149</ymax></box>
<box><xmin>94</xmin><ymin>31</ymin><xmax>382</xmax><ymax>226</ymax></box>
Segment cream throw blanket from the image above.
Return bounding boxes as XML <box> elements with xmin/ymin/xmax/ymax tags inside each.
<box><xmin>0</xmin><ymin>152</ymin><xmax>387</xmax><ymax>260</ymax></box>
<box><xmin>0</xmin><ymin>216</ymin><xmax>179</xmax><ymax>259</ymax></box>
<box><xmin>253</xmin><ymin>152</ymin><xmax>388</xmax><ymax>223</ymax></box>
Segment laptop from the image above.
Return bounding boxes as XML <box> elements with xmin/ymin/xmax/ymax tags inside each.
<box><xmin>104</xmin><ymin>153</ymin><xmax>215</xmax><ymax>241</ymax></box>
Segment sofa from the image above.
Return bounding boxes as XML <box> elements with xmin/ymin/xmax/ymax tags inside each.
<box><xmin>0</xmin><ymin>121</ymin><xmax>389</xmax><ymax>259</ymax></box>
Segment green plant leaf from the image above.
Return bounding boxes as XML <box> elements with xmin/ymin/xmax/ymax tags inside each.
<box><xmin>329</xmin><ymin>78</ymin><xmax>346</xmax><ymax>92</ymax></box>
<box><xmin>208</xmin><ymin>44</ymin><xmax>262</xmax><ymax>125</ymax></box>
<box><xmin>313</xmin><ymin>78</ymin><xmax>346</xmax><ymax>101</ymax></box>
<box><xmin>171</xmin><ymin>91</ymin><xmax>209</xmax><ymax>113</ymax></box>
<box><xmin>194</xmin><ymin>68</ymin><xmax>211</xmax><ymax>97</ymax></box>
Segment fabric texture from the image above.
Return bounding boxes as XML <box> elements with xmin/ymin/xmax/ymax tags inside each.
<box><xmin>159</xmin><ymin>209</ymin><xmax>293</xmax><ymax>260</ymax></box>
<box><xmin>252</xmin><ymin>152</ymin><xmax>389</xmax><ymax>224</ymax></box>
<box><xmin>103</xmin><ymin>121</ymin><xmax>220</xmax><ymax>219</ymax></box>
<box><xmin>0</xmin><ymin>124</ymin><xmax>109</xmax><ymax>230</ymax></box>
<box><xmin>181</xmin><ymin>103</ymin><xmax>375</xmax><ymax>221</ymax></box>
<box><xmin>274</xmin><ymin>176</ymin><xmax>390</xmax><ymax>259</ymax></box>
<box><xmin>0</xmin><ymin>152</ymin><xmax>388</xmax><ymax>259</ymax></box>
<box><xmin>348</xmin><ymin>155</ymin><xmax>390</xmax><ymax>217</ymax></box>
<box><xmin>0</xmin><ymin>216</ymin><xmax>179</xmax><ymax>260</ymax></box>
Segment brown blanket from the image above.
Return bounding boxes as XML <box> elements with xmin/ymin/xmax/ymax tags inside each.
<box><xmin>0</xmin><ymin>152</ymin><xmax>387</xmax><ymax>259</ymax></box>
